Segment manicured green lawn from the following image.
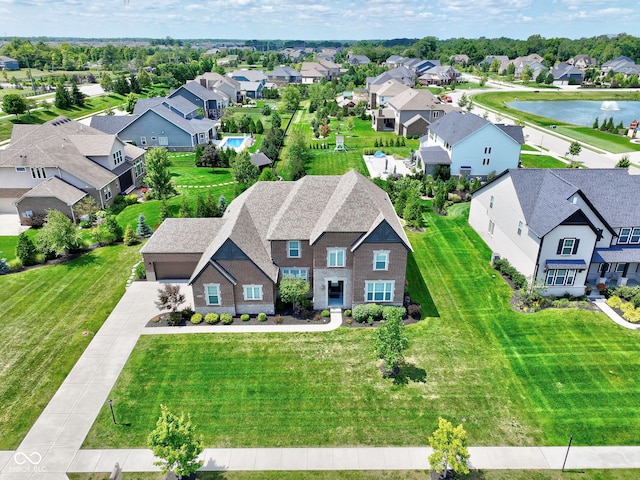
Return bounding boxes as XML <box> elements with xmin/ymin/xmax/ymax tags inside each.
<box><xmin>0</xmin><ymin>243</ymin><xmax>143</xmax><ymax>449</ymax></box>
<box><xmin>0</xmin><ymin>229</ymin><xmax>38</xmax><ymax>262</ymax></box>
<box><xmin>520</xmin><ymin>154</ymin><xmax>568</xmax><ymax>168</ymax></box>
<box><xmin>521</xmin><ymin>144</ymin><xmax>538</xmax><ymax>152</ymax></box>
<box><xmin>86</xmin><ymin>204</ymin><xmax>640</xmax><ymax>449</ymax></box>
<box><xmin>68</xmin><ymin>471</ymin><xmax>640</xmax><ymax>480</ymax></box>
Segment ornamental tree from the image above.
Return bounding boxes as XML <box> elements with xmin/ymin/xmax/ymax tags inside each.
<box><xmin>279</xmin><ymin>276</ymin><xmax>310</xmax><ymax>313</ymax></box>
<box><xmin>373</xmin><ymin>311</ymin><xmax>408</xmax><ymax>375</ymax></box>
<box><xmin>2</xmin><ymin>93</ymin><xmax>27</xmax><ymax>119</ymax></box>
<box><xmin>428</xmin><ymin>417</ymin><xmax>470</xmax><ymax>479</ymax></box>
<box><xmin>145</xmin><ymin>147</ymin><xmax>176</xmax><ymax>200</ymax></box>
<box><xmin>147</xmin><ymin>404</ymin><xmax>203</xmax><ymax>479</ymax></box>
<box><xmin>37</xmin><ymin>210</ymin><xmax>81</xmax><ymax>256</ymax></box>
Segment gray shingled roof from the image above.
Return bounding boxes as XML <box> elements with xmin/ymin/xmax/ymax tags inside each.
<box><xmin>388</xmin><ymin>88</ymin><xmax>450</xmax><ymax>112</ymax></box>
<box><xmin>90</xmin><ymin>115</ymin><xmax>137</xmax><ymax>134</ymax></box>
<box><xmin>418</xmin><ymin>146</ymin><xmax>451</xmax><ymax>165</ymax></box>
<box><xmin>428</xmin><ymin>111</ymin><xmax>524</xmax><ymax>146</ymax></box>
<box><xmin>508</xmin><ymin>168</ymin><xmax>640</xmax><ymax>238</ymax></box>
<box><xmin>141</xmin><ymin>218</ymin><xmax>224</xmax><ymax>254</ymax></box>
<box><xmin>142</xmin><ymin>107</ymin><xmax>215</xmax><ymax>135</ymax></box>
<box><xmin>269</xmin><ymin>66</ymin><xmax>301</xmax><ymax>78</ymax></box>
<box><xmin>496</xmin><ymin>124</ymin><xmax>525</xmax><ymax>144</ymax></box>
<box><xmin>176</xmin><ymin>81</ymin><xmax>227</xmax><ymax>102</ymax></box>
<box><xmin>163</xmin><ymin>96</ymin><xmax>199</xmax><ymax>116</ymax></box>
<box><xmin>250</xmin><ymin>152</ymin><xmax>272</xmax><ymax>167</ymax></box>
<box><xmin>16</xmin><ymin>177</ymin><xmax>86</xmax><ymax>205</ymax></box>
<box><xmin>0</xmin><ymin>116</ymin><xmax>118</xmax><ymax>189</ymax></box>
<box><xmin>188</xmin><ymin>171</ymin><xmax>412</xmax><ymax>285</ymax></box>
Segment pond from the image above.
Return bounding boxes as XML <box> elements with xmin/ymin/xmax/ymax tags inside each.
<box><xmin>507</xmin><ymin>100</ymin><xmax>640</xmax><ymax>127</ymax></box>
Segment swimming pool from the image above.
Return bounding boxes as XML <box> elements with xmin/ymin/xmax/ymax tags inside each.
<box><xmin>220</xmin><ymin>137</ymin><xmax>247</xmax><ymax>150</ymax></box>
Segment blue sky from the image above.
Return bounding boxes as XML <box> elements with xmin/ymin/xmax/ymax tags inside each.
<box><xmin>1</xmin><ymin>0</ymin><xmax>639</xmax><ymax>40</ymax></box>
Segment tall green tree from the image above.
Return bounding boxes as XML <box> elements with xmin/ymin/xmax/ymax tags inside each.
<box><xmin>144</xmin><ymin>147</ymin><xmax>175</xmax><ymax>199</ymax></box>
<box><xmin>282</xmin><ymin>85</ymin><xmax>301</xmax><ymax>112</ymax></box>
<box><xmin>70</xmin><ymin>81</ymin><xmax>85</xmax><ymax>107</ymax></box>
<box><xmin>37</xmin><ymin>210</ymin><xmax>81</xmax><ymax>256</ymax></box>
<box><xmin>286</xmin><ymin>129</ymin><xmax>310</xmax><ymax>181</ymax></box>
<box><xmin>54</xmin><ymin>83</ymin><xmax>71</xmax><ymax>109</ymax></box>
<box><xmin>125</xmin><ymin>93</ymin><xmax>137</xmax><ymax>113</ymax></box>
<box><xmin>100</xmin><ymin>72</ymin><xmax>113</xmax><ymax>92</ymax></box>
<box><xmin>2</xmin><ymin>94</ymin><xmax>27</xmax><ymax>118</ymax></box>
<box><xmin>428</xmin><ymin>417</ymin><xmax>470</xmax><ymax>479</ymax></box>
<box><xmin>15</xmin><ymin>232</ymin><xmax>37</xmax><ymax>266</ymax></box>
<box><xmin>148</xmin><ymin>405</ymin><xmax>203</xmax><ymax>479</ymax></box>
<box><xmin>231</xmin><ymin>151</ymin><xmax>260</xmax><ymax>186</ymax></box>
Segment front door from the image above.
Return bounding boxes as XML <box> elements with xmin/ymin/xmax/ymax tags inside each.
<box><xmin>327</xmin><ymin>280</ymin><xmax>344</xmax><ymax>307</ymax></box>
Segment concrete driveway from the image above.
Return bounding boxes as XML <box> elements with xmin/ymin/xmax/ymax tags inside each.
<box><xmin>0</xmin><ymin>214</ymin><xmax>29</xmax><ymax>236</ymax></box>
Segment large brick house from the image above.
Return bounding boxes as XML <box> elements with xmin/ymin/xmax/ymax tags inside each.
<box><xmin>142</xmin><ymin>171</ymin><xmax>413</xmax><ymax>314</ymax></box>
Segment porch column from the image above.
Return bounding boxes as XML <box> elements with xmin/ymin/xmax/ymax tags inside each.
<box><xmin>618</xmin><ymin>263</ymin><xmax>630</xmax><ymax>286</ymax></box>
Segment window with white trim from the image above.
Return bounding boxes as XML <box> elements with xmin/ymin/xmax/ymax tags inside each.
<box><xmin>489</xmin><ymin>195</ymin><xmax>494</xmax><ymax>208</ymax></box>
<box><xmin>103</xmin><ymin>186</ymin><xmax>112</xmax><ymax>200</ymax></box>
<box><xmin>15</xmin><ymin>167</ymin><xmax>26</xmax><ymax>173</ymax></box>
<box><xmin>243</xmin><ymin>285</ymin><xmax>263</xmax><ymax>301</ymax></box>
<box><xmin>112</xmin><ymin>150</ymin><xmax>123</xmax><ymax>165</ymax></box>
<box><xmin>631</xmin><ymin>228</ymin><xmax>640</xmax><ymax>244</ymax></box>
<box><xmin>621</xmin><ymin>227</ymin><xmax>640</xmax><ymax>244</ymax></box>
<box><xmin>205</xmin><ymin>284</ymin><xmax>221</xmax><ymax>305</ymax></box>
<box><xmin>30</xmin><ymin>167</ymin><xmax>47</xmax><ymax>179</ymax></box>
<box><xmin>546</xmin><ymin>269</ymin><xmax>576</xmax><ymax>286</ymax></box>
<box><xmin>561</xmin><ymin>238</ymin><xmax>575</xmax><ymax>255</ymax></box>
<box><xmin>615</xmin><ymin>263</ymin><xmax>627</xmax><ymax>273</ymax></box>
<box><xmin>140</xmin><ymin>136</ymin><xmax>147</xmax><ymax>146</ymax></box>
<box><xmin>287</xmin><ymin>240</ymin><xmax>301</xmax><ymax>258</ymax></box>
<box><xmin>159</xmin><ymin>136</ymin><xmax>169</xmax><ymax>146</ymax></box>
<box><xmin>327</xmin><ymin>248</ymin><xmax>346</xmax><ymax>267</ymax></box>
<box><xmin>134</xmin><ymin>158</ymin><xmax>144</xmax><ymax>178</ymax></box>
<box><xmin>517</xmin><ymin>221</ymin><xmax>523</xmax><ymax>236</ymax></box>
<box><xmin>488</xmin><ymin>219</ymin><xmax>495</xmax><ymax>236</ymax></box>
<box><xmin>281</xmin><ymin>268</ymin><xmax>308</xmax><ymax>281</ymax></box>
<box><xmin>373</xmin><ymin>250</ymin><xmax>389</xmax><ymax>271</ymax></box>
<box><xmin>365</xmin><ymin>281</ymin><xmax>395</xmax><ymax>302</ymax></box>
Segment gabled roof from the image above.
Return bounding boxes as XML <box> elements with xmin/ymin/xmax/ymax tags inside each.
<box><xmin>228</xmin><ymin>69</ymin><xmax>267</xmax><ymax>83</ymax></box>
<box><xmin>417</xmin><ymin>146</ymin><xmax>451</xmax><ymax>165</ymax></box>
<box><xmin>15</xmin><ymin>177</ymin><xmax>86</xmax><ymax>206</ymax></box>
<box><xmin>388</xmin><ymin>88</ymin><xmax>447</xmax><ymax>112</ymax></box>
<box><xmin>501</xmin><ymin>169</ymin><xmax>640</xmax><ymax>238</ymax></box>
<box><xmin>90</xmin><ymin>115</ymin><xmax>136</xmax><ymax>135</ymax></box>
<box><xmin>163</xmin><ymin>96</ymin><xmax>199</xmax><ymax>116</ymax></box>
<box><xmin>141</xmin><ymin>107</ymin><xmax>214</xmax><ymax>135</ymax></box>
<box><xmin>250</xmin><ymin>152</ymin><xmax>272</xmax><ymax>167</ymax></box>
<box><xmin>427</xmin><ymin>111</ymin><xmax>524</xmax><ymax>146</ymax></box>
<box><xmin>371</xmin><ymin>79</ymin><xmax>411</xmax><ymax>97</ymax></box>
<box><xmin>269</xmin><ymin>66</ymin><xmax>301</xmax><ymax>78</ymax></box>
<box><xmin>141</xmin><ymin>218</ymin><xmax>224</xmax><ymax>254</ymax></box>
<box><xmin>0</xmin><ymin>116</ymin><xmax>118</xmax><ymax>189</ymax></box>
<box><xmin>174</xmin><ymin>81</ymin><xmax>227</xmax><ymax>102</ymax></box>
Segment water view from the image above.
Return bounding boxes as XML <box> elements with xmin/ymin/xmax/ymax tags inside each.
<box><xmin>507</xmin><ymin>100</ymin><xmax>640</xmax><ymax>127</ymax></box>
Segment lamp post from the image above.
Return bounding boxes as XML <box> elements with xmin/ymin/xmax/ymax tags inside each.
<box><xmin>108</xmin><ymin>398</ymin><xmax>117</xmax><ymax>425</ymax></box>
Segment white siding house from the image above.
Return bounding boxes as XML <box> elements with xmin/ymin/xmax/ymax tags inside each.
<box><xmin>469</xmin><ymin>169</ymin><xmax>639</xmax><ymax>296</ymax></box>
<box><xmin>416</xmin><ymin>111</ymin><xmax>524</xmax><ymax>178</ymax></box>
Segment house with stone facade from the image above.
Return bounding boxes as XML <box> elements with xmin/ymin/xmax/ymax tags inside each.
<box><xmin>141</xmin><ymin>171</ymin><xmax>412</xmax><ymax>315</ymax></box>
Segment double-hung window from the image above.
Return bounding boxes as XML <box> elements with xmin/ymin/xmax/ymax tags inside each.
<box><xmin>103</xmin><ymin>186</ymin><xmax>112</xmax><ymax>200</ymax></box>
<box><xmin>112</xmin><ymin>150</ymin><xmax>123</xmax><ymax>165</ymax></box>
<box><xmin>287</xmin><ymin>240</ymin><xmax>301</xmax><ymax>258</ymax></box>
<box><xmin>517</xmin><ymin>221</ymin><xmax>523</xmax><ymax>236</ymax></box>
<box><xmin>630</xmin><ymin>228</ymin><xmax>640</xmax><ymax>244</ymax></box>
<box><xmin>561</xmin><ymin>238</ymin><xmax>576</xmax><ymax>255</ymax></box>
<box><xmin>243</xmin><ymin>285</ymin><xmax>263</xmax><ymax>301</ymax></box>
<box><xmin>546</xmin><ymin>269</ymin><xmax>576</xmax><ymax>286</ymax></box>
<box><xmin>373</xmin><ymin>251</ymin><xmax>389</xmax><ymax>271</ymax></box>
<box><xmin>365</xmin><ymin>281</ymin><xmax>394</xmax><ymax>302</ymax></box>
<box><xmin>327</xmin><ymin>248</ymin><xmax>345</xmax><ymax>267</ymax></box>
<box><xmin>205</xmin><ymin>284</ymin><xmax>220</xmax><ymax>305</ymax></box>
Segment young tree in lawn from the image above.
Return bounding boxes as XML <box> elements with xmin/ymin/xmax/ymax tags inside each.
<box><xmin>2</xmin><ymin>94</ymin><xmax>27</xmax><ymax>119</ymax></box>
<box><xmin>100</xmin><ymin>72</ymin><xmax>113</xmax><ymax>92</ymax></box>
<box><xmin>15</xmin><ymin>232</ymin><xmax>37</xmax><ymax>266</ymax></box>
<box><xmin>270</xmin><ymin>111</ymin><xmax>282</xmax><ymax>129</ymax></box>
<box><xmin>403</xmin><ymin>196</ymin><xmax>423</xmax><ymax>229</ymax></box>
<box><xmin>231</xmin><ymin>151</ymin><xmax>260</xmax><ymax>186</ymax></box>
<box><xmin>104</xmin><ymin>215</ymin><xmax>124</xmax><ymax>241</ymax></box>
<box><xmin>145</xmin><ymin>147</ymin><xmax>176</xmax><ymax>199</ymax></box>
<box><xmin>123</xmin><ymin>224</ymin><xmax>137</xmax><ymax>246</ymax></box>
<box><xmin>155</xmin><ymin>283</ymin><xmax>186</xmax><ymax>325</ymax></box>
<box><xmin>373</xmin><ymin>309</ymin><xmax>408</xmax><ymax>375</ymax></box>
<box><xmin>254</xmin><ymin>118</ymin><xmax>264</xmax><ymax>134</ymax></box>
<box><xmin>37</xmin><ymin>210</ymin><xmax>81</xmax><ymax>257</ymax></box>
<box><xmin>428</xmin><ymin>417</ymin><xmax>470</xmax><ymax>479</ymax></box>
<box><xmin>54</xmin><ymin>83</ymin><xmax>72</xmax><ymax>109</ymax></box>
<box><xmin>70</xmin><ymin>81</ymin><xmax>85</xmax><ymax>107</ymax></box>
<box><xmin>136</xmin><ymin>214</ymin><xmax>153</xmax><ymax>238</ymax></box>
<box><xmin>286</xmin><ymin>129</ymin><xmax>311</xmax><ymax>180</ymax></box>
<box><xmin>278</xmin><ymin>277</ymin><xmax>310</xmax><ymax>314</ymax></box>
<box><xmin>178</xmin><ymin>195</ymin><xmax>192</xmax><ymax>218</ymax></box>
<box><xmin>148</xmin><ymin>404</ymin><xmax>203</xmax><ymax>479</ymax></box>
<box><xmin>568</xmin><ymin>141</ymin><xmax>582</xmax><ymax>162</ymax></box>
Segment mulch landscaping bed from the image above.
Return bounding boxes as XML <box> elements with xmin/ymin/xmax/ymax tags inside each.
<box><xmin>146</xmin><ymin>310</ymin><xmax>333</xmax><ymax>328</ymax></box>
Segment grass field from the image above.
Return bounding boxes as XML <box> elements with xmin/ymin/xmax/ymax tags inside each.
<box><xmin>520</xmin><ymin>144</ymin><xmax>538</xmax><ymax>152</ymax></box>
<box><xmin>68</xmin><ymin>470</ymin><xmax>640</xmax><ymax>480</ymax></box>
<box><xmin>520</xmin><ymin>154</ymin><xmax>568</xmax><ymax>168</ymax></box>
<box><xmin>85</xmin><ymin>204</ymin><xmax>640</xmax><ymax>449</ymax></box>
<box><xmin>473</xmin><ymin>90</ymin><xmax>640</xmax><ymax>154</ymax></box>
<box><xmin>0</xmin><ymin>243</ymin><xmax>142</xmax><ymax>449</ymax></box>
<box><xmin>0</xmin><ymin>93</ymin><xmax>126</xmax><ymax>141</ymax></box>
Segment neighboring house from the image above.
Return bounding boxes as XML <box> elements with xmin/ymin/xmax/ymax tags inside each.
<box><xmin>371</xmin><ymin>88</ymin><xmax>458</xmax><ymax>137</ymax></box>
<box><xmin>452</xmin><ymin>54</ymin><xmax>470</xmax><ymax>65</ymax></box>
<box><xmin>415</xmin><ymin>111</ymin><xmax>523</xmax><ymax>178</ymax></box>
<box><xmin>227</xmin><ymin>69</ymin><xmax>267</xmax><ymax>99</ymax></box>
<box><xmin>368</xmin><ymin>79</ymin><xmax>411</xmax><ymax>109</ymax></box>
<box><xmin>142</xmin><ymin>170</ymin><xmax>412</xmax><ymax>314</ymax></box>
<box><xmin>600</xmin><ymin>56</ymin><xmax>640</xmax><ymax>78</ymax></box>
<box><xmin>173</xmin><ymin>80</ymin><xmax>231</xmax><ymax>118</ymax></box>
<box><xmin>0</xmin><ymin>55</ymin><xmax>19</xmax><ymax>70</ymax></box>
<box><xmin>384</xmin><ymin>55</ymin><xmax>404</xmax><ymax>67</ymax></box>
<box><xmin>551</xmin><ymin>62</ymin><xmax>584</xmax><ymax>85</ymax></box>
<box><xmin>479</xmin><ymin>55</ymin><xmax>510</xmax><ymax>72</ymax></box>
<box><xmin>568</xmin><ymin>55</ymin><xmax>598</xmax><ymax>69</ymax></box>
<box><xmin>367</xmin><ymin>66</ymin><xmax>416</xmax><ymax>89</ymax></box>
<box><xmin>281</xmin><ymin>48</ymin><xmax>307</xmax><ymax>62</ymax></box>
<box><xmin>91</xmin><ymin>95</ymin><xmax>217</xmax><ymax>151</ymax></box>
<box><xmin>417</xmin><ymin>66</ymin><xmax>460</xmax><ymax>86</ymax></box>
<box><xmin>267</xmin><ymin>66</ymin><xmax>302</xmax><ymax>85</ymax></box>
<box><xmin>301</xmin><ymin>59</ymin><xmax>342</xmax><ymax>83</ymax></box>
<box><xmin>0</xmin><ymin>116</ymin><xmax>145</xmax><ymax>222</ymax></box>
<box><xmin>348</xmin><ymin>54</ymin><xmax>371</xmax><ymax>66</ymax></box>
<box><xmin>469</xmin><ymin>168</ymin><xmax>640</xmax><ymax>296</ymax></box>
<box><xmin>193</xmin><ymin>72</ymin><xmax>241</xmax><ymax>104</ymax></box>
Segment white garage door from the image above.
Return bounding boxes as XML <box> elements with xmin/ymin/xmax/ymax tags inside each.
<box><xmin>0</xmin><ymin>198</ymin><xmax>18</xmax><ymax>214</ymax></box>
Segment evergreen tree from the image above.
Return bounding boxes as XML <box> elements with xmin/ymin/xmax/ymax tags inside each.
<box><xmin>104</xmin><ymin>215</ymin><xmax>123</xmax><ymax>241</ymax></box>
<box><xmin>70</xmin><ymin>81</ymin><xmax>85</xmax><ymax>107</ymax></box>
<box><xmin>123</xmin><ymin>224</ymin><xmax>137</xmax><ymax>246</ymax></box>
<box><xmin>195</xmin><ymin>194</ymin><xmax>207</xmax><ymax>218</ymax></box>
<box><xmin>145</xmin><ymin>147</ymin><xmax>175</xmax><ymax>199</ymax></box>
<box><xmin>136</xmin><ymin>214</ymin><xmax>153</xmax><ymax>238</ymax></box>
<box><xmin>16</xmin><ymin>232</ymin><xmax>37</xmax><ymax>266</ymax></box>
<box><xmin>231</xmin><ymin>151</ymin><xmax>260</xmax><ymax>186</ymax></box>
<box><xmin>54</xmin><ymin>83</ymin><xmax>71</xmax><ymax>109</ymax></box>
<box><xmin>178</xmin><ymin>195</ymin><xmax>192</xmax><ymax>218</ymax></box>
<box><xmin>592</xmin><ymin>117</ymin><xmax>599</xmax><ymax>129</ymax></box>
<box><xmin>159</xmin><ymin>199</ymin><xmax>170</xmax><ymax>223</ymax></box>
<box><xmin>194</xmin><ymin>144</ymin><xmax>204</xmax><ymax>166</ymax></box>
<box><xmin>217</xmin><ymin>195</ymin><xmax>227</xmax><ymax>217</ymax></box>
<box><xmin>205</xmin><ymin>189</ymin><xmax>217</xmax><ymax>217</ymax></box>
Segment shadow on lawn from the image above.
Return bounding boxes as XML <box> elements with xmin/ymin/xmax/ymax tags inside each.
<box><xmin>393</xmin><ymin>363</ymin><xmax>427</xmax><ymax>386</ymax></box>
<box><xmin>407</xmin><ymin>253</ymin><xmax>439</xmax><ymax>318</ymax></box>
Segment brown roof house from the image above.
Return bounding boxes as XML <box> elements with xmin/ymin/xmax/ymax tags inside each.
<box><xmin>142</xmin><ymin>170</ymin><xmax>412</xmax><ymax>315</ymax></box>
<box><xmin>0</xmin><ymin>116</ymin><xmax>146</xmax><ymax>224</ymax></box>
<box><xmin>371</xmin><ymin>88</ymin><xmax>459</xmax><ymax>137</ymax></box>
